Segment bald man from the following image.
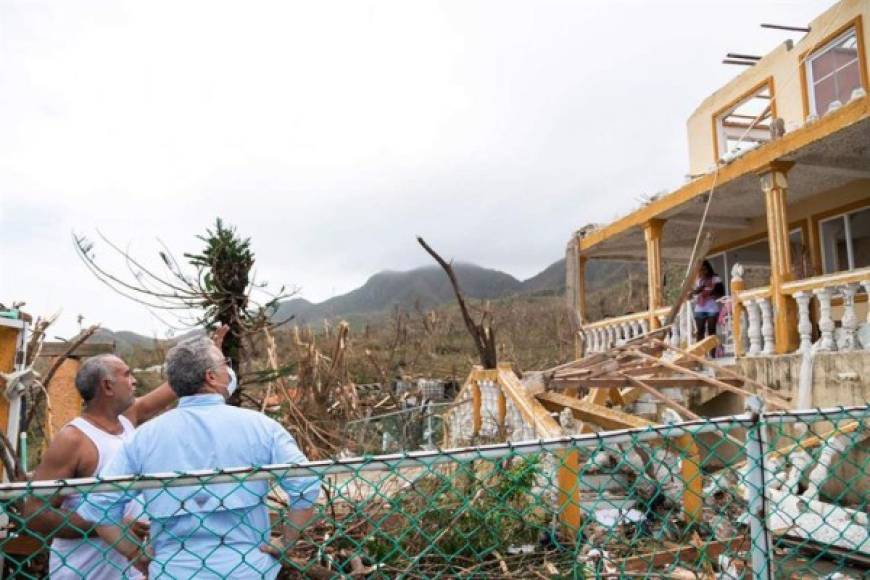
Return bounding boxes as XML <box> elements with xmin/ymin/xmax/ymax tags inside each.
<box><xmin>24</xmin><ymin>327</ymin><xmax>227</xmax><ymax>579</ymax></box>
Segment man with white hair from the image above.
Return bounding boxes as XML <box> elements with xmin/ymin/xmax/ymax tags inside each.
<box><xmin>24</xmin><ymin>327</ymin><xmax>227</xmax><ymax>579</ymax></box>
<box><xmin>77</xmin><ymin>336</ymin><xmax>321</xmax><ymax>578</ymax></box>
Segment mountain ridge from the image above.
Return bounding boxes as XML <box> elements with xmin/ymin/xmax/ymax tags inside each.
<box><xmin>91</xmin><ymin>257</ymin><xmax>638</xmax><ymax>347</ymax></box>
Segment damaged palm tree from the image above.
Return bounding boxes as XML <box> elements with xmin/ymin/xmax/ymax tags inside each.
<box><xmin>73</xmin><ymin>218</ymin><xmax>293</xmax><ymax>402</ymax></box>
<box><xmin>417</xmin><ymin>237</ymin><xmax>497</xmax><ymax>369</ymax></box>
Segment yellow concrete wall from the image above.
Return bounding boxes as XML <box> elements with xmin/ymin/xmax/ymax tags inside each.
<box><xmin>688</xmin><ymin>0</ymin><xmax>870</xmax><ymax>174</ymax></box>
<box><xmin>0</xmin><ymin>326</ymin><xmax>19</xmax><ymax>434</ymax></box>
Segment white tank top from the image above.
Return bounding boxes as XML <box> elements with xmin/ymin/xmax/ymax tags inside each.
<box><xmin>49</xmin><ymin>415</ymin><xmax>145</xmax><ymax>580</ymax></box>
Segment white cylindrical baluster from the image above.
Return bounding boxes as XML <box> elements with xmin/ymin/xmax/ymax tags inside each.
<box><xmin>813</xmin><ymin>287</ymin><xmax>836</xmax><ymax>352</ymax></box>
<box><xmin>606</xmin><ymin>326</ymin><xmax>615</xmax><ymax>349</ymax></box>
<box><xmin>758</xmin><ymin>297</ymin><xmax>775</xmax><ymax>355</ymax></box>
<box><xmin>658</xmin><ymin>314</ymin><xmax>668</xmax><ymax>337</ymax></box>
<box><xmin>683</xmin><ymin>302</ymin><xmax>694</xmax><ymax>346</ymax></box>
<box><xmin>794</xmin><ymin>291</ymin><xmax>813</xmax><ymax>354</ymax></box>
<box><xmin>746</xmin><ymin>299</ymin><xmax>762</xmax><ymax>356</ymax></box>
<box><xmin>594</xmin><ymin>328</ymin><xmax>603</xmax><ymax>352</ymax></box>
<box><xmin>635</xmin><ymin>319</ymin><xmax>646</xmax><ymax>336</ymax></box>
<box><xmin>840</xmin><ymin>283</ymin><xmax>859</xmax><ymax>351</ymax></box>
<box><xmin>588</xmin><ymin>329</ymin><xmax>596</xmax><ymax>352</ymax></box>
<box><xmin>621</xmin><ymin>321</ymin><xmax>632</xmax><ymax>342</ymax></box>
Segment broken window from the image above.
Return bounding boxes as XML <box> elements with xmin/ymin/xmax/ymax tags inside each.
<box><xmin>806</xmin><ymin>27</ymin><xmax>862</xmax><ymax>116</ymax></box>
<box><xmin>715</xmin><ymin>83</ymin><xmax>774</xmax><ymax>158</ymax></box>
<box><xmin>820</xmin><ymin>205</ymin><xmax>870</xmax><ymax>274</ymax></box>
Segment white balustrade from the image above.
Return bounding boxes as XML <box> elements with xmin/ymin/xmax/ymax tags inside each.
<box><xmin>746</xmin><ymin>299</ymin><xmax>762</xmax><ymax>356</ymax></box>
<box><xmin>839</xmin><ymin>283</ymin><xmax>858</xmax><ymax>351</ymax></box>
<box><xmin>621</xmin><ymin>321</ymin><xmax>631</xmax><ymax>342</ymax></box>
<box><xmin>683</xmin><ymin>302</ymin><xmax>695</xmax><ymax>346</ymax></box>
<box><xmin>757</xmin><ymin>297</ymin><xmax>775</xmax><ymax>355</ymax></box>
<box><xmin>794</xmin><ymin>291</ymin><xmax>813</xmax><ymax>354</ymax></box>
<box><xmin>670</xmin><ymin>310</ymin><xmax>681</xmax><ymax>347</ymax></box>
<box><xmin>813</xmin><ymin>287</ymin><xmax>836</xmax><ymax>352</ymax></box>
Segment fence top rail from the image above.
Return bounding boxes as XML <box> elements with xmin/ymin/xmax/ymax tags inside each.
<box><xmin>1</xmin><ymin>404</ymin><xmax>866</xmax><ymax>500</ymax></box>
<box><xmin>781</xmin><ymin>266</ymin><xmax>870</xmax><ymax>295</ymax></box>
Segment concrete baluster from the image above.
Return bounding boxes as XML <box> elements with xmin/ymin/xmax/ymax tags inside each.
<box><xmin>670</xmin><ymin>310</ymin><xmax>681</xmax><ymax>347</ymax></box>
<box><xmin>621</xmin><ymin>321</ymin><xmax>632</xmax><ymax>342</ymax></box>
<box><xmin>813</xmin><ymin>287</ymin><xmax>836</xmax><ymax>352</ymax></box>
<box><xmin>746</xmin><ymin>300</ymin><xmax>762</xmax><ymax>356</ymax></box>
<box><xmin>640</xmin><ymin>318</ymin><xmax>650</xmax><ymax>335</ymax></box>
<box><xmin>794</xmin><ymin>291</ymin><xmax>813</xmax><ymax>354</ymax></box>
<box><xmin>758</xmin><ymin>297</ymin><xmax>775</xmax><ymax>355</ymax></box>
<box><xmin>840</xmin><ymin>283</ymin><xmax>858</xmax><ymax>351</ymax></box>
<box><xmin>683</xmin><ymin>302</ymin><xmax>695</xmax><ymax>346</ymax></box>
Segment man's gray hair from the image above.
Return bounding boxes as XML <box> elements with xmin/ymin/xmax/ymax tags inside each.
<box><xmin>165</xmin><ymin>337</ymin><xmax>220</xmax><ymax>397</ymax></box>
<box><xmin>75</xmin><ymin>355</ymin><xmax>117</xmax><ymax>402</ymax></box>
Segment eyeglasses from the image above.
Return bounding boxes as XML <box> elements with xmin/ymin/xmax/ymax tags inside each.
<box><xmin>209</xmin><ymin>356</ymin><xmax>232</xmax><ymax>370</ymax></box>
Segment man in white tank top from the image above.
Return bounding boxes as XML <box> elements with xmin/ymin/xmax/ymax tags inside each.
<box><xmin>23</xmin><ymin>327</ymin><xmax>228</xmax><ymax>578</ymax></box>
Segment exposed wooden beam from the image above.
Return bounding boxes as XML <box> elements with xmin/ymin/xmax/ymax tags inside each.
<box><xmin>536</xmin><ymin>391</ymin><xmax>652</xmax><ymax>430</ymax></box>
<box><xmin>667</xmin><ymin>214</ymin><xmax>752</xmax><ymax>230</ymax></box>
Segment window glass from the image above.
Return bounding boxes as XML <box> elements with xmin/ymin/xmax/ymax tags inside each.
<box><xmin>821</xmin><ymin>216</ymin><xmax>847</xmax><ymax>273</ymax></box>
<box><xmin>849</xmin><ymin>207</ymin><xmax>870</xmax><ymax>269</ymax></box>
<box><xmin>807</xmin><ymin>28</ymin><xmax>861</xmax><ymax>115</ymax></box>
<box><xmin>789</xmin><ymin>229</ymin><xmax>809</xmax><ymax>279</ymax></box>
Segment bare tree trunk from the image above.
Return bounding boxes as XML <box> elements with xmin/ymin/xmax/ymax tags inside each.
<box><xmin>417</xmin><ymin>237</ymin><xmax>497</xmax><ymax>369</ymax></box>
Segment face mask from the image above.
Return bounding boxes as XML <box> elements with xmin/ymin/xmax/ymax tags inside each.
<box><xmin>225</xmin><ymin>367</ymin><xmax>238</xmax><ymax>398</ymax></box>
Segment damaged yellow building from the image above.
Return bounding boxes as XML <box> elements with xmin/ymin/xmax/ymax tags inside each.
<box><xmin>567</xmin><ymin>0</ymin><xmax>870</xmax><ymax>406</ymax></box>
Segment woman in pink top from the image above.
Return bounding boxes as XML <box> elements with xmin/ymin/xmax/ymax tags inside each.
<box><xmin>691</xmin><ymin>260</ymin><xmax>725</xmax><ymax>348</ymax></box>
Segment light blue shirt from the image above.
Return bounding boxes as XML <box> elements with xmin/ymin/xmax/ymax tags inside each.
<box><xmin>77</xmin><ymin>394</ymin><xmax>321</xmax><ymax>579</ymax></box>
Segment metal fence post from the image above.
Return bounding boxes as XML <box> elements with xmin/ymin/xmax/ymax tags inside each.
<box><xmin>744</xmin><ymin>396</ymin><xmax>773</xmax><ymax>580</ymax></box>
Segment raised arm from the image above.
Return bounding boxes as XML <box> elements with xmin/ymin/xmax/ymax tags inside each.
<box><xmin>22</xmin><ymin>428</ymin><xmax>97</xmax><ymax>540</ymax></box>
<box><xmin>126</xmin><ymin>381</ymin><xmax>176</xmax><ymax>426</ymax></box>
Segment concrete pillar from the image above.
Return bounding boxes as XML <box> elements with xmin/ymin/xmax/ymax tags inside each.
<box><xmin>575</xmin><ymin>254</ymin><xmax>588</xmax><ymax>325</ymax></box>
<box><xmin>758</xmin><ymin>161</ymin><xmax>798</xmax><ymax>353</ymax></box>
<box><xmin>644</xmin><ymin>219</ymin><xmax>666</xmax><ymax>328</ymax></box>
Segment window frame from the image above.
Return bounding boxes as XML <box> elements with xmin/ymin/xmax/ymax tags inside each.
<box><xmin>800</xmin><ymin>15</ymin><xmax>869</xmax><ymax>119</ymax></box>
<box><xmin>819</xmin><ymin>204</ymin><xmax>870</xmax><ymax>274</ymax></box>
<box><xmin>711</xmin><ymin>78</ymin><xmax>777</xmax><ymax>160</ymax></box>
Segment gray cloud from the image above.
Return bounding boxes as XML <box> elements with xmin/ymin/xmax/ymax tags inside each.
<box><xmin>0</xmin><ymin>0</ymin><xmax>836</xmax><ymax>337</ymax></box>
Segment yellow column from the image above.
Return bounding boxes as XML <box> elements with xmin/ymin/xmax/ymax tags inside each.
<box><xmin>471</xmin><ymin>380</ymin><xmax>482</xmax><ymax>436</ymax></box>
<box><xmin>644</xmin><ymin>219</ymin><xmax>666</xmax><ymax>328</ymax></box>
<box><xmin>758</xmin><ymin>161</ymin><xmax>798</xmax><ymax>353</ymax></box>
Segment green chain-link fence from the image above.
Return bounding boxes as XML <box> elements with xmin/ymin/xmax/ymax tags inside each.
<box><xmin>1</xmin><ymin>403</ymin><xmax>867</xmax><ymax>578</ymax></box>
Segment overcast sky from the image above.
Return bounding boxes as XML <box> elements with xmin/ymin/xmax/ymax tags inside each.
<box><xmin>1</xmin><ymin>0</ymin><xmax>836</xmax><ymax>338</ymax></box>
